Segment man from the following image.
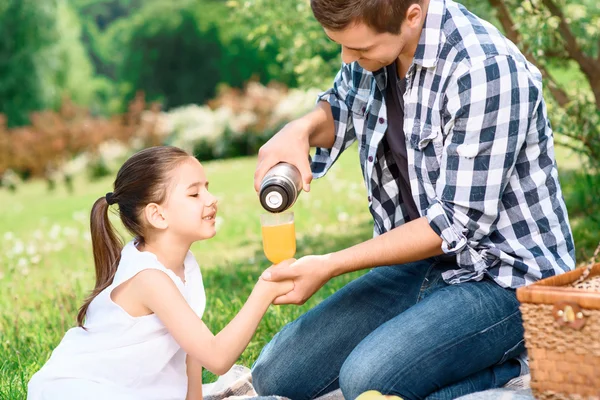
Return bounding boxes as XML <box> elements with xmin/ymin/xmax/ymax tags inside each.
<box><xmin>252</xmin><ymin>0</ymin><xmax>575</xmax><ymax>398</ymax></box>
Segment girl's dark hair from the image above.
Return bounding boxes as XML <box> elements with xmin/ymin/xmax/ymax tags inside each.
<box><xmin>77</xmin><ymin>146</ymin><xmax>191</xmax><ymax>327</ymax></box>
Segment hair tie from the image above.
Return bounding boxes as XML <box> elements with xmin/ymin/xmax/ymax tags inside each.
<box><xmin>105</xmin><ymin>192</ymin><xmax>116</xmax><ymax>205</ymax></box>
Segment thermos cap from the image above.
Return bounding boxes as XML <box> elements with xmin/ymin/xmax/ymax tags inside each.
<box><xmin>259</xmin><ymin>162</ymin><xmax>303</xmax><ymax>213</ymax></box>
<box><xmin>266</xmin><ymin>191</ymin><xmax>283</xmax><ymax>209</ymax></box>
<box><xmin>259</xmin><ymin>182</ymin><xmax>290</xmax><ymax>213</ymax></box>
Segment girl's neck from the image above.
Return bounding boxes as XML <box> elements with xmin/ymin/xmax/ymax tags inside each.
<box><xmin>139</xmin><ymin>236</ymin><xmax>190</xmax><ymax>275</ymax></box>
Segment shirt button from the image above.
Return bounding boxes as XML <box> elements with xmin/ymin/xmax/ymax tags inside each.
<box><xmin>368</xmin><ymin>156</ymin><xmax>373</xmax><ymax>162</ymax></box>
<box><xmin>368</xmin><ymin>196</ymin><xmax>372</xmax><ymax>202</ymax></box>
<box><xmin>361</xmin><ymin>106</ymin><xmax>366</xmax><ymax>113</ymax></box>
<box><xmin>378</xmin><ymin>117</ymin><xmax>385</xmax><ymax>124</ymax></box>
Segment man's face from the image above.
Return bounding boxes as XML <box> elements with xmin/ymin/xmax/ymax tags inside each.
<box><xmin>323</xmin><ymin>4</ymin><xmax>425</xmax><ymax>72</ymax></box>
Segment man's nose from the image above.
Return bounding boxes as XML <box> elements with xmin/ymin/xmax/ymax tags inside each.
<box><xmin>341</xmin><ymin>46</ymin><xmax>360</xmax><ymax>64</ymax></box>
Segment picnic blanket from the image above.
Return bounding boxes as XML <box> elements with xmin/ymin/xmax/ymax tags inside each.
<box><xmin>202</xmin><ymin>365</ymin><xmax>534</xmax><ymax>400</ymax></box>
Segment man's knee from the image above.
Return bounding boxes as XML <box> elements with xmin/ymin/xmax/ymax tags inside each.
<box><xmin>251</xmin><ymin>342</ymin><xmax>282</xmax><ymax>396</ymax></box>
<box><xmin>251</xmin><ymin>335</ymin><xmax>305</xmax><ymax>398</ymax></box>
<box><xmin>339</xmin><ymin>355</ymin><xmax>394</xmax><ymax>400</ymax></box>
<box><xmin>339</xmin><ymin>350</ymin><xmax>415</xmax><ymax>400</ymax></box>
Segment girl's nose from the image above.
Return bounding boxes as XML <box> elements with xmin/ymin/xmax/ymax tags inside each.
<box><xmin>206</xmin><ymin>192</ymin><xmax>218</xmax><ymax>207</ymax></box>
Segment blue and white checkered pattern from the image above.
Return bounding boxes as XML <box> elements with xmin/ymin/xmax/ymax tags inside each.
<box><xmin>311</xmin><ymin>0</ymin><xmax>575</xmax><ymax>288</ymax></box>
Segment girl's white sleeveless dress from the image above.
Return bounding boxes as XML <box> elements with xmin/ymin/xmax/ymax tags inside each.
<box><xmin>27</xmin><ymin>241</ymin><xmax>206</xmax><ymax>400</ymax></box>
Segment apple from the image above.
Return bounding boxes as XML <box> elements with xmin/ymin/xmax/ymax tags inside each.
<box><xmin>355</xmin><ymin>390</ymin><xmax>404</xmax><ymax>400</ymax></box>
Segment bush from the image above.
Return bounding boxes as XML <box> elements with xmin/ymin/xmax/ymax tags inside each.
<box><xmin>164</xmin><ymin>82</ymin><xmax>320</xmax><ymax>160</ymax></box>
<box><xmin>561</xmin><ymin>169</ymin><xmax>600</xmax><ymax>262</ymax></box>
<box><xmin>0</xmin><ymin>93</ymin><xmax>165</xmax><ymax>184</ymax></box>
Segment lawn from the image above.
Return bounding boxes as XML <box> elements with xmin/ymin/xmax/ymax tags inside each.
<box><xmin>0</xmin><ymin>143</ymin><xmax>595</xmax><ymax>399</ymax></box>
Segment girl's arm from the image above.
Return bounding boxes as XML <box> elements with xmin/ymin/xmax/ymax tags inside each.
<box><xmin>186</xmin><ymin>356</ymin><xmax>203</xmax><ymax>400</ymax></box>
<box><xmin>132</xmin><ymin>267</ymin><xmax>293</xmax><ymax>376</ymax></box>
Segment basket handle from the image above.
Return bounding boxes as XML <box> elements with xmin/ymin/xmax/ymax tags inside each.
<box><xmin>572</xmin><ymin>242</ymin><xmax>600</xmax><ymax>286</ymax></box>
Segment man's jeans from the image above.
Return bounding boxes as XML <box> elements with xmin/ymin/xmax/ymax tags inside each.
<box><xmin>251</xmin><ymin>258</ymin><xmax>526</xmax><ymax>400</ymax></box>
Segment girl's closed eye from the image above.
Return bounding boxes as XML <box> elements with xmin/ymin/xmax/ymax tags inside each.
<box><xmin>190</xmin><ymin>194</ymin><xmax>199</xmax><ymax>197</ymax></box>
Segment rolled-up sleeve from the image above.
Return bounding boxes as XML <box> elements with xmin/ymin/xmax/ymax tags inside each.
<box><xmin>427</xmin><ymin>55</ymin><xmax>535</xmax><ymax>276</ymax></box>
<box><xmin>311</xmin><ymin>63</ymin><xmax>357</xmax><ymax>178</ymax></box>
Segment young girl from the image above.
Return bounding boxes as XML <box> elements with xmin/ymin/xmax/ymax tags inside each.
<box><xmin>28</xmin><ymin>146</ymin><xmax>294</xmax><ymax>400</ymax></box>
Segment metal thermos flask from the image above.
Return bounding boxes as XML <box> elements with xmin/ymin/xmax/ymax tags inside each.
<box><xmin>259</xmin><ymin>162</ymin><xmax>303</xmax><ymax>213</ymax></box>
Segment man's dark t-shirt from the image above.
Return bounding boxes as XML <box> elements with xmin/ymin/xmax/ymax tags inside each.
<box><xmin>383</xmin><ymin>62</ymin><xmax>421</xmax><ymax>222</ymax></box>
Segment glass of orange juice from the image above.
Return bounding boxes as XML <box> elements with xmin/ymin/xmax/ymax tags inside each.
<box><xmin>260</xmin><ymin>212</ymin><xmax>296</xmax><ymax>264</ymax></box>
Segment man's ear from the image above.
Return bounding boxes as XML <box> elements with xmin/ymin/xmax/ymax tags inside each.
<box><xmin>144</xmin><ymin>203</ymin><xmax>168</xmax><ymax>230</ymax></box>
<box><xmin>405</xmin><ymin>3</ymin><xmax>424</xmax><ymax>28</ymax></box>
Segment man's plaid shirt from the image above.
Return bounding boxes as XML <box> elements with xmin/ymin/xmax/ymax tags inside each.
<box><xmin>311</xmin><ymin>0</ymin><xmax>575</xmax><ymax>288</ymax></box>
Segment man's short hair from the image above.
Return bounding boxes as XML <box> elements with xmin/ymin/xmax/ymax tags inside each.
<box><xmin>311</xmin><ymin>0</ymin><xmax>421</xmax><ymax>34</ymax></box>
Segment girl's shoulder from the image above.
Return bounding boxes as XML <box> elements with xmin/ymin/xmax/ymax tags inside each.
<box><xmin>113</xmin><ymin>241</ymin><xmax>171</xmax><ymax>286</ymax></box>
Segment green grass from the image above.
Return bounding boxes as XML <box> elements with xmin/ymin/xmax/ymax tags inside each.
<box><xmin>0</xmin><ymin>144</ymin><xmax>597</xmax><ymax>399</ymax></box>
<box><xmin>0</xmin><ymin>146</ymin><xmax>372</xmax><ymax>398</ymax></box>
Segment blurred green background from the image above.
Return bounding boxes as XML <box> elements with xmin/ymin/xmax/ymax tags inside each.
<box><xmin>1</xmin><ymin>0</ymin><xmax>599</xmax><ymax>398</ymax></box>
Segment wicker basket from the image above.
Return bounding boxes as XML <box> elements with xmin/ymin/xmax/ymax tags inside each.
<box><xmin>516</xmin><ymin>249</ymin><xmax>600</xmax><ymax>400</ymax></box>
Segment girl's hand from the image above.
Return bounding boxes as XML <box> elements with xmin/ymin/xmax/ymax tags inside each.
<box><xmin>256</xmin><ymin>259</ymin><xmax>296</xmax><ymax>300</ymax></box>
<box><xmin>260</xmin><ymin>255</ymin><xmax>332</xmax><ymax>305</ymax></box>
<box><xmin>257</xmin><ymin>277</ymin><xmax>295</xmax><ymax>300</ymax></box>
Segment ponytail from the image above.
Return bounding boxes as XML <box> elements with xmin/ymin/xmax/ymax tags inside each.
<box><xmin>77</xmin><ymin>196</ymin><xmax>123</xmax><ymax>327</ymax></box>
<box><xmin>76</xmin><ymin>146</ymin><xmax>191</xmax><ymax>326</ymax></box>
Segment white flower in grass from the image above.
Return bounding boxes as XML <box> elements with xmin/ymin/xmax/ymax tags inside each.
<box><xmin>53</xmin><ymin>242</ymin><xmax>65</xmax><ymax>252</ymax></box>
<box><xmin>12</xmin><ymin>240</ymin><xmax>24</xmax><ymax>255</ymax></box>
<box><xmin>20</xmin><ymin>266</ymin><xmax>30</xmax><ymax>276</ymax></box>
<box><xmin>26</xmin><ymin>243</ymin><xmax>36</xmax><ymax>255</ymax></box>
<box><xmin>49</xmin><ymin>224</ymin><xmax>61</xmax><ymax>240</ymax></box>
<box><xmin>72</xmin><ymin>211</ymin><xmax>87</xmax><ymax>223</ymax></box>
<box><xmin>83</xmin><ymin>232</ymin><xmax>92</xmax><ymax>242</ymax></box>
<box><xmin>349</xmin><ymin>191</ymin><xmax>362</xmax><ymax>201</ymax></box>
<box><xmin>314</xmin><ymin>224</ymin><xmax>323</xmax><ymax>234</ymax></box>
<box><xmin>331</xmin><ymin>182</ymin><xmax>346</xmax><ymax>193</ymax></box>
<box><xmin>63</xmin><ymin>227</ymin><xmax>78</xmax><ymax>238</ymax></box>
<box><xmin>3</xmin><ymin>232</ymin><xmax>14</xmax><ymax>241</ymax></box>
<box><xmin>215</xmin><ymin>216</ymin><xmax>224</xmax><ymax>231</ymax></box>
<box><xmin>31</xmin><ymin>255</ymin><xmax>41</xmax><ymax>264</ymax></box>
<box><xmin>17</xmin><ymin>257</ymin><xmax>27</xmax><ymax>268</ymax></box>
<box><xmin>337</xmin><ymin>212</ymin><xmax>349</xmax><ymax>222</ymax></box>
<box><xmin>33</xmin><ymin>229</ymin><xmax>43</xmax><ymax>240</ymax></box>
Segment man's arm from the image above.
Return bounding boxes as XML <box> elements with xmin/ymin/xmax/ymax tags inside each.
<box><xmin>263</xmin><ymin>217</ymin><xmax>443</xmax><ymax>305</ymax></box>
<box><xmin>327</xmin><ymin>216</ymin><xmax>443</xmax><ymax>277</ymax></box>
<box><xmin>254</xmin><ymin>63</ymin><xmax>357</xmax><ymax>193</ymax></box>
<box><xmin>264</xmin><ymin>55</ymin><xmax>535</xmax><ymax>304</ymax></box>
<box><xmin>304</xmin><ymin>100</ymin><xmax>336</xmax><ymax>148</ymax></box>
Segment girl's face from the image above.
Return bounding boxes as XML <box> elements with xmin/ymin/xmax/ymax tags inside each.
<box><xmin>160</xmin><ymin>157</ymin><xmax>218</xmax><ymax>242</ymax></box>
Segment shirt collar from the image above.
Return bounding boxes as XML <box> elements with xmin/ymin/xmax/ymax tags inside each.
<box><xmin>413</xmin><ymin>0</ymin><xmax>446</xmax><ymax>68</ymax></box>
<box><xmin>373</xmin><ymin>0</ymin><xmax>446</xmax><ymax>90</ymax></box>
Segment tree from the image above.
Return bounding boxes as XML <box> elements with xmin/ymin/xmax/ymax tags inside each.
<box><xmin>485</xmin><ymin>0</ymin><xmax>600</xmax><ymax>168</ymax></box>
<box><xmin>232</xmin><ymin>0</ymin><xmax>600</xmax><ymax>169</ymax></box>
<box><xmin>106</xmin><ymin>1</ymin><xmax>222</xmax><ymax>108</ymax></box>
<box><xmin>0</xmin><ymin>0</ymin><xmax>94</xmax><ymax>126</ymax></box>
<box><xmin>230</xmin><ymin>0</ymin><xmax>339</xmax><ymax>89</ymax></box>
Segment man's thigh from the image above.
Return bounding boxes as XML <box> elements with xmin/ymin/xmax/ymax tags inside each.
<box><xmin>252</xmin><ymin>259</ymin><xmax>439</xmax><ymax>400</ymax></box>
<box><xmin>339</xmin><ymin>278</ymin><xmax>525</xmax><ymax>400</ymax></box>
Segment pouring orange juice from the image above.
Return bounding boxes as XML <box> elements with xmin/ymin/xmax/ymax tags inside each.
<box><xmin>260</xmin><ymin>212</ymin><xmax>296</xmax><ymax>264</ymax></box>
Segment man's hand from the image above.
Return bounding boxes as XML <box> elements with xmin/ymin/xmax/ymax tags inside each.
<box><xmin>254</xmin><ymin>118</ymin><xmax>313</xmax><ymax>193</ymax></box>
<box><xmin>261</xmin><ymin>255</ymin><xmax>333</xmax><ymax>305</ymax></box>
